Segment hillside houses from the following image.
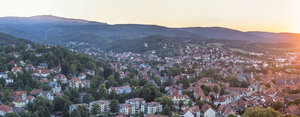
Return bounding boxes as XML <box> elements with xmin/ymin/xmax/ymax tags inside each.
<box><xmin>108</xmin><ymin>85</ymin><xmax>132</xmax><ymax>94</ymax></box>
<box><xmin>0</xmin><ymin>104</ymin><xmax>12</xmax><ymax>116</ymax></box>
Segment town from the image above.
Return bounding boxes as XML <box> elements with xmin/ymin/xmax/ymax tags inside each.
<box><xmin>0</xmin><ymin>41</ymin><xmax>299</xmax><ymax>117</ymax></box>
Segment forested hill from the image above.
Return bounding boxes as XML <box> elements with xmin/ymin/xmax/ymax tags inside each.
<box><xmin>0</xmin><ymin>32</ymin><xmax>32</xmax><ymax>46</ymax></box>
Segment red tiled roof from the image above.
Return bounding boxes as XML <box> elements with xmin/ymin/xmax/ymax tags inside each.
<box><xmin>201</xmin><ymin>104</ymin><xmax>211</xmax><ymax>113</ymax></box>
<box><xmin>70</xmin><ymin>78</ymin><xmax>80</xmax><ymax>82</ymax></box>
<box><xmin>30</xmin><ymin>89</ymin><xmax>42</xmax><ymax>95</ymax></box>
<box><xmin>0</xmin><ymin>104</ymin><xmax>12</xmax><ymax>113</ymax></box>
<box><xmin>13</xmin><ymin>97</ymin><xmax>25</xmax><ymax>103</ymax></box>
<box><xmin>184</xmin><ymin>106</ymin><xmax>200</xmax><ymax>114</ymax></box>
<box><xmin>12</xmin><ymin>67</ymin><xmax>23</xmax><ymax>72</ymax></box>
<box><xmin>11</xmin><ymin>91</ymin><xmax>27</xmax><ymax>97</ymax></box>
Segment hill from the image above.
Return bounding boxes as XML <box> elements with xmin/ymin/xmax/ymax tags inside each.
<box><xmin>0</xmin><ymin>32</ymin><xmax>32</xmax><ymax>46</ymax></box>
<box><xmin>0</xmin><ymin>15</ymin><xmax>300</xmax><ymax>51</ymax></box>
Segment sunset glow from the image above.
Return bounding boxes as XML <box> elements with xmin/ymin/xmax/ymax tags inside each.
<box><xmin>0</xmin><ymin>0</ymin><xmax>300</xmax><ymax>33</ymax></box>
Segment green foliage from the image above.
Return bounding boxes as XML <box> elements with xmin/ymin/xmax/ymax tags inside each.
<box><xmin>141</xmin><ymin>83</ymin><xmax>163</xmax><ymax>102</ymax></box>
<box><xmin>162</xmin><ymin>106</ymin><xmax>172</xmax><ymax>117</ymax></box>
<box><xmin>287</xmin><ymin>98</ymin><xmax>300</xmax><ymax>105</ymax></box>
<box><xmin>228</xmin><ymin>113</ymin><xmax>237</xmax><ymax>117</ymax></box>
<box><xmin>5</xmin><ymin>112</ymin><xmax>20</xmax><ymax>117</ymax></box>
<box><xmin>27</xmin><ymin>96</ymin><xmax>53</xmax><ymax>117</ymax></box>
<box><xmin>91</xmin><ymin>103</ymin><xmax>101</xmax><ymax>115</ymax></box>
<box><xmin>53</xmin><ymin>96</ymin><xmax>70</xmax><ymax>116</ymax></box>
<box><xmin>110</xmin><ymin>99</ymin><xmax>120</xmax><ymax>113</ymax></box>
<box><xmin>213</xmin><ymin>85</ymin><xmax>219</xmax><ymax>93</ymax></box>
<box><xmin>271</xmin><ymin>102</ymin><xmax>283</xmax><ymax>110</ymax></box>
<box><xmin>70</xmin><ymin>109</ymin><xmax>81</xmax><ymax>117</ymax></box>
<box><xmin>1</xmin><ymin>89</ymin><xmax>12</xmax><ymax>105</ymax></box>
<box><xmin>188</xmin><ymin>100</ymin><xmax>193</xmax><ymax>107</ymax></box>
<box><xmin>196</xmin><ymin>100</ymin><xmax>204</xmax><ymax>109</ymax></box>
<box><xmin>0</xmin><ymin>32</ymin><xmax>32</xmax><ymax>46</ymax></box>
<box><xmin>243</xmin><ymin>107</ymin><xmax>281</xmax><ymax>117</ymax></box>
<box><xmin>201</xmin><ymin>85</ymin><xmax>211</xmax><ymax>96</ymax></box>
<box><xmin>179</xmin><ymin>100</ymin><xmax>184</xmax><ymax>108</ymax></box>
<box><xmin>77</xmin><ymin>106</ymin><xmax>90</xmax><ymax>117</ymax></box>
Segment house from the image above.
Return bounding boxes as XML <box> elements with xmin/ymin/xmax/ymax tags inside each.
<box><xmin>285</xmin><ymin>104</ymin><xmax>300</xmax><ymax>116</ymax></box>
<box><xmin>108</xmin><ymin>85</ymin><xmax>132</xmax><ymax>94</ymax></box>
<box><xmin>69</xmin><ymin>103</ymin><xmax>89</xmax><ymax>113</ymax></box>
<box><xmin>218</xmin><ymin>105</ymin><xmax>235</xmax><ymax>117</ymax></box>
<box><xmin>25</xmin><ymin>64</ymin><xmax>35</xmax><ymax>71</ymax></box>
<box><xmin>85</xmin><ymin>69</ymin><xmax>95</xmax><ymax>76</ymax></box>
<box><xmin>12</xmin><ymin>67</ymin><xmax>23</xmax><ymax>74</ymax></box>
<box><xmin>5</xmin><ymin>78</ymin><xmax>14</xmax><ymax>85</ymax></box>
<box><xmin>38</xmin><ymin>91</ymin><xmax>54</xmax><ymax>101</ymax></box>
<box><xmin>0</xmin><ymin>72</ymin><xmax>8</xmax><ymax>79</ymax></box>
<box><xmin>50</xmin><ymin>67</ymin><xmax>61</xmax><ymax>74</ymax></box>
<box><xmin>33</xmin><ymin>68</ymin><xmax>50</xmax><ymax>77</ymax></box>
<box><xmin>81</xmin><ymin>80</ymin><xmax>90</xmax><ymax>88</ymax></box>
<box><xmin>69</xmin><ymin>78</ymin><xmax>81</xmax><ymax>89</ymax></box>
<box><xmin>26</xmin><ymin>95</ymin><xmax>35</xmax><ymax>103</ymax></box>
<box><xmin>0</xmin><ymin>104</ymin><xmax>12</xmax><ymax>116</ymax></box>
<box><xmin>201</xmin><ymin>104</ymin><xmax>216</xmax><ymax>117</ymax></box>
<box><xmin>168</xmin><ymin>95</ymin><xmax>190</xmax><ymax>105</ymax></box>
<box><xmin>30</xmin><ymin>89</ymin><xmax>43</xmax><ymax>96</ymax></box>
<box><xmin>89</xmin><ymin>100</ymin><xmax>111</xmax><ymax>113</ymax></box>
<box><xmin>12</xmin><ymin>97</ymin><xmax>26</xmax><ymax>107</ymax></box>
<box><xmin>119</xmin><ymin>103</ymin><xmax>135</xmax><ymax>115</ymax></box>
<box><xmin>142</xmin><ymin>102</ymin><xmax>162</xmax><ymax>115</ymax></box>
<box><xmin>49</xmin><ymin>81</ymin><xmax>62</xmax><ymax>93</ymax></box>
<box><xmin>125</xmin><ymin>98</ymin><xmax>145</xmax><ymax>112</ymax></box>
<box><xmin>38</xmin><ymin>63</ymin><xmax>48</xmax><ymax>68</ymax></box>
<box><xmin>184</xmin><ymin>106</ymin><xmax>201</xmax><ymax>117</ymax></box>
<box><xmin>78</xmin><ymin>73</ymin><xmax>86</xmax><ymax>80</ymax></box>
<box><xmin>11</xmin><ymin>91</ymin><xmax>27</xmax><ymax>100</ymax></box>
<box><xmin>40</xmin><ymin>78</ymin><xmax>49</xmax><ymax>83</ymax></box>
<box><xmin>53</xmin><ymin>74</ymin><xmax>68</xmax><ymax>83</ymax></box>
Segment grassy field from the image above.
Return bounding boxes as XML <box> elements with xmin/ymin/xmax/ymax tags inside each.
<box><xmin>207</xmin><ymin>42</ymin><xmax>223</xmax><ymax>48</ymax></box>
<box><xmin>229</xmin><ymin>48</ymin><xmax>246</xmax><ymax>53</ymax></box>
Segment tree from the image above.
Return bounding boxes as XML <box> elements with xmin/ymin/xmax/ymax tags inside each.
<box><xmin>243</xmin><ymin>107</ymin><xmax>281</xmax><ymax>117</ymax></box>
<box><xmin>227</xmin><ymin>75</ymin><xmax>239</xmax><ymax>87</ymax></box>
<box><xmin>188</xmin><ymin>100</ymin><xmax>193</xmax><ymax>107</ymax></box>
<box><xmin>83</xmin><ymin>94</ymin><xmax>94</xmax><ymax>104</ymax></box>
<box><xmin>97</xmin><ymin>83</ymin><xmax>107</xmax><ymax>99</ymax></box>
<box><xmin>70</xmin><ymin>109</ymin><xmax>81</xmax><ymax>117</ymax></box>
<box><xmin>220</xmin><ymin>87</ymin><xmax>226</xmax><ymax>96</ymax></box>
<box><xmin>78</xmin><ymin>105</ymin><xmax>90</xmax><ymax>117</ymax></box>
<box><xmin>91</xmin><ymin>103</ymin><xmax>100</xmax><ymax>115</ymax></box>
<box><xmin>228</xmin><ymin>113</ymin><xmax>237</xmax><ymax>117</ymax></box>
<box><xmin>196</xmin><ymin>100</ymin><xmax>204</xmax><ymax>109</ymax></box>
<box><xmin>213</xmin><ymin>85</ymin><xmax>219</xmax><ymax>93</ymax></box>
<box><xmin>139</xmin><ymin>112</ymin><xmax>144</xmax><ymax>117</ymax></box>
<box><xmin>162</xmin><ymin>106</ymin><xmax>171</xmax><ymax>117</ymax></box>
<box><xmin>110</xmin><ymin>99</ymin><xmax>120</xmax><ymax>113</ymax></box>
<box><xmin>141</xmin><ymin>84</ymin><xmax>163</xmax><ymax>102</ymax></box>
<box><xmin>179</xmin><ymin>100</ymin><xmax>184</xmax><ymax>108</ymax></box>
<box><xmin>1</xmin><ymin>89</ymin><xmax>12</xmax><ymax>105</ymax></box>
<box><xmin>266</xmin><ymin>83</ymin><xmax>271</xmax><ymax>88</ymax></box>
<box><xmin>5</xmin><ymin>112</ymin><xmax>20</xmax><ymax>117</ymax></box>
<box><xmin>18</xmin><ymin>111</ymin><xmax>32</xmax><ymax>117</ymax></box>
<box><xmin>27</xmin><ymin>96</ymin><xmax>53</xmax><ymax>117</ymax></box>
<box><xmin>182</xmin><ymin>78</ymin><xmax>190</xmax><ymax>89</ymax></box>
<box><xmin>53</xmin><ymin>96</ymin><xmax>70</xmax><ymax>116</ymax></box>
<box><xmin>271</xmin><ymin>102</ymin><xmax>283</xmax><ymax>110</ymax></box>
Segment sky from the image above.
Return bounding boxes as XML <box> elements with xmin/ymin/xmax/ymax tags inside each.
<box><xmin>0</xmin><ymin>0</ymin><xmax>300</xmax><ymax>33</ymax></box>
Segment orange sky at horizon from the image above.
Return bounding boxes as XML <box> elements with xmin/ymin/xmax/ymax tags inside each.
<box><xmin>0</xmin><ymin>0</ymin><xmax>300</xmax><ymax>33</ymax></box>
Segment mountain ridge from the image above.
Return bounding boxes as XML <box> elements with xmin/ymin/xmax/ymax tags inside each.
<box><xmin>0</xmin><ymin>15</ymin><xmax>299</xmax><ymax>45</ymax></box>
